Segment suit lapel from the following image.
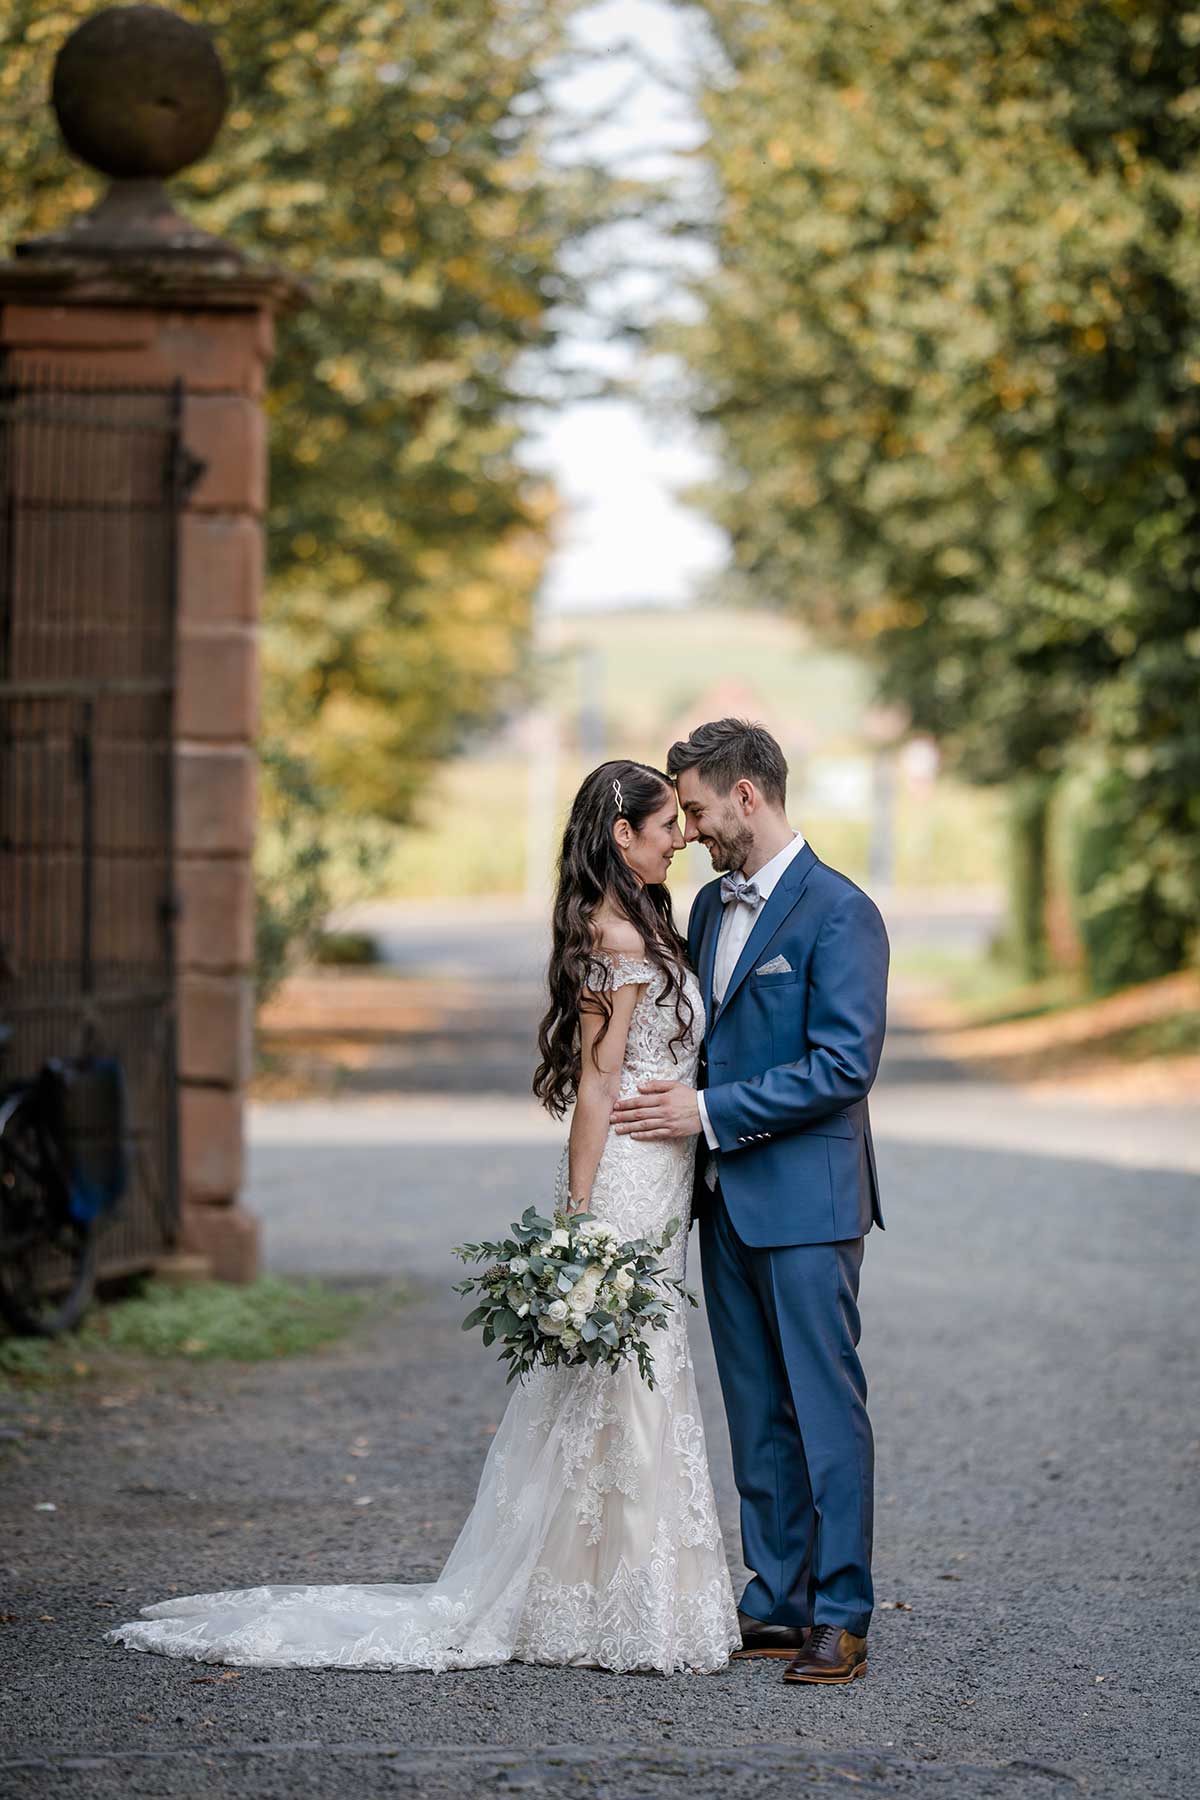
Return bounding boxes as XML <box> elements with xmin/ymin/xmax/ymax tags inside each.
<box><xmin>697</xmin><ymin>883</ymin><xmax>721</xmax><ymax>1023</ymax></box>
<box><xmin>713</xmin><ymin>842</ymin><xmax>818</xmax><ymax>1025</ymax></box>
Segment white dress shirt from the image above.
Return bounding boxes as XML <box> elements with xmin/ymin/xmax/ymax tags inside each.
<box><xmin>696</xmin><ymin>831</ymin><xmax>807</xmax><ymax>1152</ymax></box>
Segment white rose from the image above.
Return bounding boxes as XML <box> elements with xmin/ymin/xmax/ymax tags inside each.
<box><xmin>576</xmin><ymin>1220</ymin><xmax>599</xmax><ymax>1239</ymax></box>
<box><xmin>550</xmin><ymin>1228</ymin><xmax>570</xmax><ymax>1249</ymax></box>
<box><xmin>561</xmin><ymin>1327</ymin><xmax>581</xmax><ymax>1350</ymax></box>
<box><xmin>566</xmin><ymin>1268</ymin><xmax>602</xmax><ymax>1316</ymax></box>
<box><xmin>546</xmin><ymin>1299</ymin><xmax>569</xmax><ymax>1322</ymax></box>
<box><xmin>568</xmin><ymin>1311</ymin><xmax>588</xmax><ymax>1331</ymax></box>
<box><xmin>613</xmin><ymin>1268</ymin><xmax>634</xmax><ymax>1295</ymax></box>
<box><xmin>509</xmin><ymin>1256</ymin><xmax>528</xmax><ymax>1275</ymax></box>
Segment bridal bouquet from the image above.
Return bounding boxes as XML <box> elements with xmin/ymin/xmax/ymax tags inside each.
<box><xmin>452</xmin><ymin>1206</ymin><xmax>696</xmax><ymax>1390</ymax></box>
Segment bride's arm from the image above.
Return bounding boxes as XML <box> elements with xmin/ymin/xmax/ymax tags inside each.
<box><xmin>565</xmin><ymin>980</ymin><xmax>641</xmax><ymax>1212</ymax></box>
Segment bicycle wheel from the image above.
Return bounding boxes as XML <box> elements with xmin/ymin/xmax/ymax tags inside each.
<box><xmin>0</xmin><ymin>1088</ymin><xmax>98</xmax><ymax>1336</ymax></box>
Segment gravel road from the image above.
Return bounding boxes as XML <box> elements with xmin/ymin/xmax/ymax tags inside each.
<box><xmin>1</xmin><ymin>909</ymin><xmax>1196</xmax><ymax>1800</ymax></box>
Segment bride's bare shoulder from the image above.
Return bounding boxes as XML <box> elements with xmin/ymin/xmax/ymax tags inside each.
<box><xmin>588</xmin><ymin>912</ymin><xmax>646</xmax><ymax>960</ymax></box>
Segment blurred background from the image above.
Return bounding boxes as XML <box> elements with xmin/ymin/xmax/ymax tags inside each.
<box><xmin>2</xmin><ymin>0</ymin><xmax>1195</xmax><ymax>1205</ymax></box>
<box><xmin>219</xmin><ymin>0</ymin><xmax>1193</xmax><ymax>1096</ymax></box>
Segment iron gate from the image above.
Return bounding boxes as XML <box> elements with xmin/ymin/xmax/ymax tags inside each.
<box><xmin>0</xmin><ymin>358</ymin><xmax>199</xmax><ymax>1286</ymax></box>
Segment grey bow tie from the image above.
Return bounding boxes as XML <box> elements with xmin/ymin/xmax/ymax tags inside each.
<box><xmin>720</xmin><ymin>873</ymin><xmax>763</xmax><ymax>909</ymax></box>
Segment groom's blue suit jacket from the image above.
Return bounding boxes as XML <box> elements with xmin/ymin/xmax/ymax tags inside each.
<box><xmin>688</xmin><ymin>842</ymin><xmax>889</xmax><ymax>1248</ymax></box>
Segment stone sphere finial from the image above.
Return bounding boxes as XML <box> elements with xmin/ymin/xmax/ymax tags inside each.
<box><xmin>15</xmin><ymin>4</ymin><xmax>240</xmax><ymax>261</ymax></box>
<box><xmin>52</xmin><ymin>5</ymin><xmax>228</xmax><ymax>180</ymax></box>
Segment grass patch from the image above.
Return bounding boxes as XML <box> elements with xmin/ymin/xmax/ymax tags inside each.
<box><xmin>0</xmin><ymin>1335</ymin><xmax>60</xmax><ymax>1384</ymax></box>
<box><xmin>0</xmin><ymin>1273</ymin><xmax>392</xmax><ymax>1388</ymax></box>
<box><xmin>85</xmin><ymin>1273</ymin><xmax>369</xmax><ymax>1360</ymax></box>
<box><xmin>892</xmin><ymin>943</ymin><xmax>1083</xmax><ymax>1024</ymax></box>
<box><xmin>1099</xmin><ymin>1010</ymin><xmax>1200</xmax><ymax>1062</ymax></box>
<box><xmin>313</xmin><ymin>929</ymin><xmax>380</xmax><ymax>967</ymax></box>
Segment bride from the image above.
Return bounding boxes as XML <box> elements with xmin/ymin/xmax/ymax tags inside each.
<box><xmin>105</xmin><ymin>759</ymin><xmax>741</xmax><ymax>1675</ymax></box>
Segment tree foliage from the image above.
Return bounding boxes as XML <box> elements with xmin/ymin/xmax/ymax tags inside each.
<box><xmin>674</xmin><ymin>0</ymin><xmax>1200</xmax><ymax>986</ymax></box>
<box><xmin>1</xmin><ymin>0</ymin><xmax>598</xmax><ymax>821</ymax></box>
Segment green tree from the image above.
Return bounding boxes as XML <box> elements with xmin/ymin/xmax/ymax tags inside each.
<box><xmin>1</xmin><ymin>0</ymin><xmax>593</xmax><ymax>822</ymax></box>
<box><xmin>673</xmin><ymin>0</ymin><xmax>1200</xmax><ymax>986</ymax></box>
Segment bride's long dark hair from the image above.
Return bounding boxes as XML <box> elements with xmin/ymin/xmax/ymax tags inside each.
<box><xmin>532</xmin><ymin>760</ymin><xmax>694</xmax><ymax>1119</ymax></box>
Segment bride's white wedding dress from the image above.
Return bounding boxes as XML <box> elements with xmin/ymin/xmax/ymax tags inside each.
<box><xmin>105</xmin><ymin>951</ymin><xmax>741</xmax><ymax>1675</ymax></box>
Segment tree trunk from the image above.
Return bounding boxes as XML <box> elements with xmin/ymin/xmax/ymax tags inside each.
<box><xmin>1007</xmin><ymin>773</ymin><xmax>1057</xmax><ymax>981</ymax></box>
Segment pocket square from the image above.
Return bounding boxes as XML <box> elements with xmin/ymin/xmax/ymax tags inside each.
<box><xmin>755</xmin><ymin>953</ymin><xmax>793</xmax><ymax>976</ymax></box>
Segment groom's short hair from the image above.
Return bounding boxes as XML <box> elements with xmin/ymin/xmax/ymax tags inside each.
<box><xmin>667</xmin><ymin>718</ymin><xmax>788</xmax><ymax>807</ymax></box>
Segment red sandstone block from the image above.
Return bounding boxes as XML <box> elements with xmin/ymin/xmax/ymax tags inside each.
<box><xmin>177</xmin><ymin>627</ymin><xmax>259</xmax><ymax>740</ymax></box>
<box><xmin>2</xmin><ymin>304</ymin><xmax>153</xmax><ymax>349</ymax></box>
<box><xmin>4</xmin><ymin>305</ymin><xmax>270</xmax><ymax>396</ymax></box>
<box><xmin>180</xmin><ymin>1200</ymin><xmax>260</xmax><ymax>1284</ymax></box>
<box><xmin>179</xmin><ymin>1084</ymin><xmax>244</xmax><ymax>1202</ymax></box>
<box><xmin>175</xmin><ymin>745</ymin><xmax>257</xmax><ymax>856</ymax></box>
<box><xmin>178</xmin><ymin>513</ymin><xmax>264</xmax><ymax>625</ymax></box>
<box><xmin>183</xmin><ymin>396</ymin><xmax>266</xmax><ymax>514</ymax></box>
<box><xmin>178</xmin><ymin>973</ymin><xmax>254</xmax><ymax>1085</ymax></box>
<box><xmin>175</xmin><ymin>858</ymin><xmax>255</xmax><ymax>970</ymax></box>
<box><xmin>153</xmin><ymin>312</ymin><xmax>269</xmax><ymax>397</ymax></box>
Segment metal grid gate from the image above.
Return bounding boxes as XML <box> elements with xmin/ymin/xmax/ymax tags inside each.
<box><xmin>0</xmin><ymin>358</ymin><xmax>198</xmax><ymax>1286</ymax></box>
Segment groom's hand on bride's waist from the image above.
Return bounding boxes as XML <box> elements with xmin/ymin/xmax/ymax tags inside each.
<box><xmin>611</xmin><ymin>1082</ymin><xmax>701</xmax><ymax>1141</ymax></box>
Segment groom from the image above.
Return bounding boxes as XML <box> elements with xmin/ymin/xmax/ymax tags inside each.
<box><xmin>612</xmin><ymin>718</ymin><xmax>889</xmax><ymax>1684</ymax></box>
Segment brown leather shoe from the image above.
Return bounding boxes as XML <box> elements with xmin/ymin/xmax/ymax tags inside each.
<box><xmin>782</xmin><ymin>1623</ymin><xmax>868</xmax><ymax>1683</ymax></box>
<box><xmin>731</xmin><ymin>1609</ymin><xmax>810</xmax><ymax>1660</ymax></box>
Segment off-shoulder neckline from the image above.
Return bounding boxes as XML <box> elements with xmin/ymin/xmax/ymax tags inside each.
<box><xmin>592</xmin><ymin>948</ymin><xmax>657</xmax><ymax>972</ymax></box>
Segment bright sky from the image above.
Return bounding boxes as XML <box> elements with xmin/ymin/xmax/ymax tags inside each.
<box><xmin>516</xmin><ymin>0</ymin><xmax>730</xmax><ymax>614</ymax></box>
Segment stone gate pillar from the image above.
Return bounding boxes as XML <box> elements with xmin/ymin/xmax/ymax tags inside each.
<box><xmin>0</xmin><ymin>7</ymin><xmax>308</xmax><ymax>1281</ymax></box>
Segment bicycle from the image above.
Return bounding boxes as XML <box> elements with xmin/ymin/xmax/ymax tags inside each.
<box><xmin>0</xmin><ymin>1023</ymin><xmax>127</xmax><ymax>1336</ymax></box>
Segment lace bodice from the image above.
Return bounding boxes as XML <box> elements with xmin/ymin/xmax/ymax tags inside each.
<box><xmin>553</xmin><ymin>947</ymin><xmax>705</xmax><ymax>1283</ymax></box>
<box><xmin>587</xmin><ymin>950</ymin><xmax>704</xmax><ymax>1099</ymax></box>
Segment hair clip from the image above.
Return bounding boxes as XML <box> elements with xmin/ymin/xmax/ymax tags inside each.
<box><xmin>612</xmin><ymin>777</ymin><xmax>625</xmax><ymax>813</ymax></box>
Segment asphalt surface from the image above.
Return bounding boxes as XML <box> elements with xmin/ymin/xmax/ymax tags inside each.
<box><xmin>1</xmin><ymin>906</ymin><xmax>1197</xmax><ymax>1799</ymax></box>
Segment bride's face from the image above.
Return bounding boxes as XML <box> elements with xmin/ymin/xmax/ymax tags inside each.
<box><xmin>615</xmin><ymin>794</ymin><xmax>686</xmax><ymax>886</ymax></box>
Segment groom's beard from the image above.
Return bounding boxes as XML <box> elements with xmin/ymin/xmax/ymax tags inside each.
<box><xmin>702</xmin><ymin>819</ymin><xmax>755</xmax><ymax>874</ymax></box>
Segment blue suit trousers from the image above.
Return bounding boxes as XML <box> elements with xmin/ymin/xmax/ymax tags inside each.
<box><xmin>700</xmin><ymin>1183</ymin><xmax>874</xmax><ymax>1638</ymax></box>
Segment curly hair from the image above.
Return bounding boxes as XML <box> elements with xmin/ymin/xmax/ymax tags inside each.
<box><xmin>532</xmin><ymin>760</ymin><xmax>693</xmax><ymax>1118</ymax></box>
